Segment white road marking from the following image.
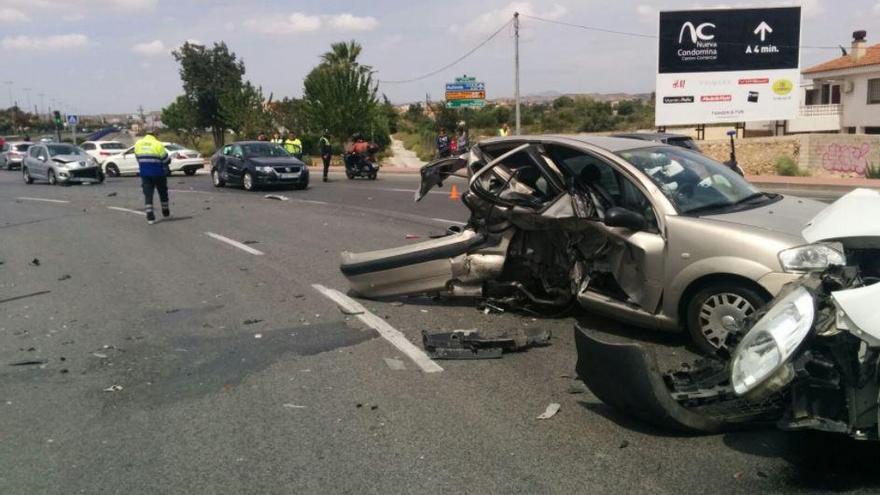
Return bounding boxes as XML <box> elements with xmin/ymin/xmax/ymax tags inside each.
<box><xmin>204</xmin><ymin>232</ymin><xmax>265</xmax><ymax>256</ymax></box>
<box><xmin>384</xmin><ymin>188</ymin><xmax>445</xmax><ymax>195</ymax></box>
<box><xmin>311</xmin><ymin>284</ymin><xmax>443</xmax><ymax>373</ymax></box>
<box><xmin>298</xmin><ymin>199</ymin><xmax>329</xmax><ymax>205</ymax></box>
<box><xmin>16</xmin><ymin>197</ymin><xmax>70</xmax><ymax>204</ymax></box>
<box><xmin>107</xmin><ymin>206</ymin><xmax>146</xmax><ymax>216</ymax></box>
<box><xmin>168</xmin><ymin>189</ymin><xmax>211</xmax><ymax>194</ymax></box>
<box><xmin>431</xmin><ymin>218</ymin><xmax>467</xmax><ymax>225</ymax></box>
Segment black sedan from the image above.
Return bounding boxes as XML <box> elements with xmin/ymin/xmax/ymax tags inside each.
<box><xmin>211</xmin><ymin>141</ymin><xmax>309</xmax><ymax>191</ymax></box>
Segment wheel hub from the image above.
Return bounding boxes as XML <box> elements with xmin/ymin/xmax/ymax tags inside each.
<box><xmin>698</xmin><ymin>293</ymin><xmax>756</xmax><ymax>350</ymax></box>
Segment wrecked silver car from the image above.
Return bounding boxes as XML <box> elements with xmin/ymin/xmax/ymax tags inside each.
<box><xmin>575</xmin><ymin>189</ymin><xmax>880</xmax><ymax>439</ymax></box>
<box><xmin>340</xmin><ymin>135</ymin><xmax>834</xmax><ymax>352</ymax></box>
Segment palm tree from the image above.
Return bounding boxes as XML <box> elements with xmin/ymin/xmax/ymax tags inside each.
<box><xmin>320</xmin><ymin>40</ymin><xmax>372</xmax><ymax>74</ymax></box>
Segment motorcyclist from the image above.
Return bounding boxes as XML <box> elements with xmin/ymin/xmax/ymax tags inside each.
<box><xmin>346</xmin><ymin>133</ymin><xmax>371</xmax><ymax>173</ymax></box>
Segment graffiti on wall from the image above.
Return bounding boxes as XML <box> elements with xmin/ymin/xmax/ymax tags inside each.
<box><xmin>819</xmin><ymin>142</ymin><xmax>872</xmax><ymax>176</ymax></box>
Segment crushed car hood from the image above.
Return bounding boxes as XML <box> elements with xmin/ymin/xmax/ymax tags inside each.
<box><xmin>701</xmin><ymin>195</ymin><xmax>825</xmax><ymax>239</ymax></box>
<box><xmin>802</xmin><ymin>188</ymin><xmax>880</xmax><ymax>248</ymax></box>
<box><xmin>52</xmin><ymin>154</ymin><xmax>90</xmax><ymax>164</ymax></box>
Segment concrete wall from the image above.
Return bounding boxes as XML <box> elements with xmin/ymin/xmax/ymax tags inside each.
<box><xmin>699</xmin><ymin>133</ymin><xmax>880</xmax><ymax>177</ymax></box>
<box><xmin>840</xmin><ymin>71</ymin><xmax>880</xmax><ymax>130</ymax></box>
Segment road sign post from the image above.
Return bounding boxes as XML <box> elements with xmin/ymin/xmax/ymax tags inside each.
<box><xmin>446</xmin><ymin>75</ymin><xmax>486</xmax><ymax>109</ymax></box>
<box><xmin>67</xmin><ymin>114</ymin><xmax>78</xmax><ymax>144</ymax></box>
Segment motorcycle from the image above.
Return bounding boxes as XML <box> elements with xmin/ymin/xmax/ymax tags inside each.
<box><xmin>575</xmin><ymin>188</ymin><xmax>880</xmax><ymax>439</ymax></box>
<box><xmin>344</xmin><ymin>143</ymin><xmax>380</xmax><ymax>180</ymax></box>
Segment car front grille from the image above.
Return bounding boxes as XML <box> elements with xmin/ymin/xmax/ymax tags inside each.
<box><xmin>273</xmin><ymin>166</ymin><xmax>301</xmax><ymax>173</ymax></box>
<box><xmin>70</xmin><ymin>168</ymin><xmax>100</xmax><ymax>178</ymax></box>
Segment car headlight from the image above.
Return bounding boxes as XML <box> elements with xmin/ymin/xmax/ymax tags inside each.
<box><xmin>778</xmin><ymin>244</ymin><xmax>845</xmax><ymax>273</ymax></box>
<box><xmin>88</xmin><ymin>157</ymin><xmax>98</xmax><ymax>166</ymax></box>
<box><xmin>255</xmin><ymin>166</ymin><xmax>274</xmax><ymax>173</ymax></box>
<box><xmin>730</xmin><ymin>286</ymin><xmax>815</xmax><ymax>395</ymax></box>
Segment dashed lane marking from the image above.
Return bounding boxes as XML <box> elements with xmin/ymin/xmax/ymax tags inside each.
<box><xmin>107</xmin><ymin>206</ymin><xmax>146</xmax><ymax>216</ymax></box>
<box><xmin>204</xmin><ymin>232</ymin><xmax>265</xmax><ymax>256</ymax></box>
<box><xmin>311</xmin><ymin>284</ymin><xmax>444</xmax><ymax>373</ymax></box>
<box><xmin>431</xmin><ymin>218</ymin><xmax>466</xmax><ymax>225</ymax></box>
<box><xmin>16</xmin><ymin>197</ymin><xmax>70</xmax><ymax>204</ymax></box>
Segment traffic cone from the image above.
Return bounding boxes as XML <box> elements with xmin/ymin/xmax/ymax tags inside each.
<box><xmin>449</xmin><ymin>184</ymin><xmax>460</xmax><ymax>200</ymax></box>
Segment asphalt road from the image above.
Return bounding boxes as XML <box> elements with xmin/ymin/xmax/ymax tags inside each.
<box><xmin>1</xmin><ymin>169</ymin><xmax>876</xmax><ymax>494</ymax></box>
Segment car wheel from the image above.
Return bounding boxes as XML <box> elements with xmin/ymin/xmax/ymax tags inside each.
<box><xmin>106</xmin><ymin>163</ymin><xmax>120</xmax><ymax>177</ymax></box>
<box><xmin>22</xmin><ymin>167</ymin><xmax>33</xmax><ymax>184</ymax></box>
<box><xmin>294</xmin><ymin>179</ymin><xmax>309</xmax><ymax>190</ymax></box>
<box><xmin>369</xmin><ymin>172</ymin><xmax>377</xmax><ymax>180</ymax></box>
<box><xmin>212</xmin><ymin>168</ymin><xmax>225</xmax><ymax>187</ymax></box>
<box><xmin>242</xmin><ymin>171</ymin><xmax>255</xmax><ymax>191</ymax></box>
<box><xmin>686</xmin><ymin>283</ymin><xmax>768</xmax><ymax>355</ymax></box>
<box><xmin>48</xmin><ymin>169</ymin><xmax>57</xmax><ymax>185</ymax></box>
<box><xmin>346</xmin><ymin>170</ymin><xmax>354</xmax><ymax>179</ymax></box>
<box><xmin>184</xmin><ymin>169</ymin><xmax>196</xmax><ymax>176</ymax></box>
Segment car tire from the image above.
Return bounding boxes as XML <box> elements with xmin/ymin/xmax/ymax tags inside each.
<box><xmin>22</xmin><ymin>167</ymin><xmax>33</xmax><ymax>184</ymax></box>
<box><xmin>294</xmin><ymin>180</ymin><xmax>309</xmax><ymax>190</ymax></box>
<box><xmin>105</xmin><ymin>163</ymin><xmax>120</xmax><ymax>177</ymax></box>
<box><xmin>48</xmin><ymin>169</ymin><xmax>57</xmax><ymax>186</ymax></box>
<box><xmin>685</xmin><ymin>282</ymin><xmax>768</xmax><ymax>355</ymax></box>
<box><xmin>184</xmin><ymin>169</ymin><xmax>196</xmax><ymax>176</ymax></box>
<box><xmin>242</xmin><ymin>171</ymin><xmax>255</xmax><ymax>191</ymax></box>
<box><xmin>369</xmin><ymin>172</ymin><xmax>377</xmax><ymax>180</ymax></box>
<box><xmin>212</xmin><ymin>168</ymin><xmax>225</xmax><ymax>187</ymax></box>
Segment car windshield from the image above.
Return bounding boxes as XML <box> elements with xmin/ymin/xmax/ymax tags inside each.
<box><xmin>618</xmin><ymin>146</ymin><xmax>762</xmax><ymax>215</ymax></box>
<box><xmin>100</xmin><ymin>142</ymin><xmax>126</xmax><ymax>150</ymax></box>
<box><xmin>47</xmin><ymin>144</ymin><xmax>86</xmax><ymax>157</ymax></box>
<box><xmin>13</xmin><ymin>144</ymin><xmax>31</xmax><ymax>151</ymax></box>
<box><xmin>241</xmin><ymin>143</ymin><xmax>289</xmax><ymax>157</ymax></box>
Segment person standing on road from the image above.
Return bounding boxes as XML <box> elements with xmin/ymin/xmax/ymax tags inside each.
<box><xmin>436</xmin><ymin>127</ymin><xmax>451</xmax><ymax>158</ymax></box>
<box><xmin>319</xmin><ymin>130</ymin><xmax>332</xmax><ymax>182</ymax></box>
<box><xmin>133</xmin><ymin>131</ymin><xmax>171</xmax><ymax>225</ymax></box>
<box><xmin>284</xmin><ymin>132</ymin><xmax>303</xmax><ymax>159</ymax></box>
<box><xmin>456</xmin><ymin>121</ymin><xmax>469</xmax><ymax>153</ymax></box>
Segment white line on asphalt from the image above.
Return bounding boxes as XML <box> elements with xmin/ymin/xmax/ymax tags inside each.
<box><xmin>16</xmin><ymin>197</ymin><xmax>70</xmax><ymax>204</ymax></box>
<box><xmin>384</xmin><ymin>188</ymin><xmax>445</xmax><ymax>195</ymax></box>
<box><xmin>298</xmin><ymin>199</ymin><xmax>329</xmax><ymax>205</ymax></box>
<box><xmin>311</xmin><ymin>284</ymin><xmax>443</xmax><ymax>373</ymax></box>
<box><xmin>431</xmin><ymin>218</ymin><xmax>467</xmax><ymax>225</ymax></box>
<box><xmin>168</xmin><ymin>189</ymin><xmax>211</xmax><ymax>194</ymax></box>
<box><xmin>204</xmin><ymin>232</ymin><xmax>265</xmax><ymax>256</ymax></box>
<box><xmin>107</xmin><ymin>206</ymin><xmax>146</xmax><ymax>216</ymax></box>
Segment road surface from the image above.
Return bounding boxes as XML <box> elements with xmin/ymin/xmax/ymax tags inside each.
<box><xmin>0</xmin><ymin>170</ymin><xmax>873</xmax><ymax>494</ymax></box>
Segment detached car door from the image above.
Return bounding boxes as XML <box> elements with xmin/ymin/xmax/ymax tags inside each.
<box><xmin>119</xmin><ymin>147</ymin><xmax>139</xmax><ymax>175</ymax></box>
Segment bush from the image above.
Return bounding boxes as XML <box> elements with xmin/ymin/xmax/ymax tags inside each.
<box><xmin>866</xmin><ymin>163</ymin><xmax>880</xmax><ymax>179</ymax></box>
<box><xmin>774</xmin><ymin>156</ymin><xmax>807</xmax><ymax>177</ymax></box>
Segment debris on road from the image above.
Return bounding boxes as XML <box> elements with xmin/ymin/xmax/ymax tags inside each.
<box><xmin>243</xmin><ymin>319</ymin><xmax>263</xmax><ymax>325</ymax></box>
<box><xmin>264</xmin><ymin>194</ymin><xmax>289</xmax><ymax>201</ymax></box>
<box><xmin>383</xmin><ymin>357</ymin><xmax>407</xmax><ymax>371</ymax></box>
<box><xmin>254</xmin><ymin>333</ymin><xmax>263</xmax><ymax>339</ymax></box>
<box><xmin>537</xmin><ymin>403</ymin><xmax>561</xmax><ymax>420</ymax></box>
<box><xmin>9</xmin><ymin>359</ymin><xmax>49</xmax><ymax>366</ymax></box>
<box><xmin>390</xmin><ymin>301</ymin><xmax>404</xmax><ymax>307</ymax></box>
<box><xmin>566</xmin><ymin>381</ymin><xmax>588</xmax><ymax>394</ymax></box>
<box><xmin>243</xmin><ymin>240</ymin><xmax>259</xmax><ymax>245</ymax></box>
<box><xmin>422</xmin><ymin>328</ymin><xmax>551</xmax><ymax>360</ymax></box>
<box><xmin>283</xmin><ymin>403</ymin><xmax>306</xmax><ymax>409</ymax></box>
<box><xmin>338</xmin><ymin>305</ymin><xmax>364</xmax><ymax>316</ymax></box>
<box><xmin>29</xmin><ymin>258</ymin><xmax>40</xmax><ymax>266</ymax></box>
<box><xmin>103</xmin><ymin>385</ymin><xmax>124</xmax><ymax>392</ymax></box>
<box><xmin>106</xmin><ymin>192</ymin><xmax>117</xmax><ymax>197</ymax></box>
<box><xmin>478</xmin><ymin>301</ymin><xmax>505</xmax><ymax>314</ymax></box>
<box><xmin>619</xmin><ymin>440</ymin><xmax>630</xmax><ymax>449</ymax></box>
<box><xmin>92</xmin><ymin>352</ymin><xmax>109</xmax><ymax>359</ymax></box>
<box><xmin>405</xmin><ymin>234</ymin><xmax>421</xmax><ymax>240</ymax></box>
<box><xmin>57</xmin><ymin>274</ymin><xmax>71</xmax><ymax>281</ymax></box>
<box><xmin>0</xmin><ymin>290</ymin><xmax>51</xmax><ymax>305</ymax></box>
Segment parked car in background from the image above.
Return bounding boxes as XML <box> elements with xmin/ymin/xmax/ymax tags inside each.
<box><xmin>102</xmin><ymin>142</ymin><xmax>204</xmax><ymax>177</ymax></box>
<box><xmin>81</xmin><ymin>140</ymin><xmax>127</xmax><ymax>163</ymax></box>
<box><xmin>163</xmin><ymin>142</ymin><xmax>204</xmax><ymax>176</ymax></box>
<box><xmin>211</xmin><ymin>141</ymin><xmax>309</xmax><ymax>191</ymax></box>
<box><xmin>612</xmin><ymin>132</ymin><xmax>701</xmax><ymax>152</ymax></box>
<box><xmin>1</xmin><ymin>141</ymin><xmax>33</xmax><ymax>170</ymax></box>
<box><xmin>22</xmin><ymin>143</ymin><xmax>103</xmax><ymax>185</ymax></box>
<box><xmin>340</xmin><ymin>135</ymin><xmax>836</xmax><ymax>354</ymax></box>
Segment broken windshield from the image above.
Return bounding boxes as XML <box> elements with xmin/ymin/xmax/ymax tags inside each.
<box><xmin>617</xmin><ymin>146</ymin><xmax>760</xmax><ymax>215</ymax></box>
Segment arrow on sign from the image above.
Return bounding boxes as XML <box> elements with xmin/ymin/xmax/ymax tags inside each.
<box><xmin>754</xmin><ymin>21</ymin><xmax>773</xmax><ymax>42</ymax></box>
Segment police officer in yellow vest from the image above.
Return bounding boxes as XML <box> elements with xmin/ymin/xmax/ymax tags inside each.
<box><xmin>284</xmin><ymin>132</ymin><xmax>303</xmax><ymax>159</ymax></box>
<box><xmin>133</xmin><ymin>130</ymin><xmax>171</xmax><ymax>225</ymax></box>
<box><xmin>498</xmin><ymin>122</ymin><xmax>511</xmax><ymax>137</ymax></box>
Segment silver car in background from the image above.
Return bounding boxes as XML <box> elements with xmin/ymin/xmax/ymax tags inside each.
<box><xmin>1</xmin><ymin>141</ymin><xmax>33</xmax><ymax>170</ymax></box>
<box><xmin>22</xmin><ymin>143</ymin><xmax>104</xmax><ymax>185</ymax></box>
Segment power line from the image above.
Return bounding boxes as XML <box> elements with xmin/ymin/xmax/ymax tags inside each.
<box><xmin>521</xmin><ymin>14</ymin><xmax>843</xmax><ymax>50</ymax></box>
<box><xmin>378</xmin><ymin>18</ymin><xmax>514</xmax><ymax>84</ymax></box>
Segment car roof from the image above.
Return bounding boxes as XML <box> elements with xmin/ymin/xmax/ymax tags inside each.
<box><xmin>611</xmin><ymin>132</ymin><xmax>693</xmax><ymax>141</ymax></box>
<box><xmin>480</xmin><ymin>134</ymin><xmax>663</xmax><ymax>153</ymax></box>
<box><xmin>230</xmin><ymin>141</ymin><xmax>277</xmax><ymax>145</ymax></box>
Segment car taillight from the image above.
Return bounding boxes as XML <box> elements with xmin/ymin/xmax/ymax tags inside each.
<box><xmin>100</xmin><ymin>151</ymin><xmax>111</xmax><ymax>156</ymax></box>
<box><xmin>9</xmin><ymin>151</ymin><xmax>21</xmax><ymax>157</ymax></box>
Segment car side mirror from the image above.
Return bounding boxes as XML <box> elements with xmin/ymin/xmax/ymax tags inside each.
<box><xmin>604</xmin><ymin>207</ymin><xmax>647</xmax><ymax>231</ymax></box>
<box><xmin>39</xmin><ymin>156</ymin><xmax>47</xmax><ymax>162</ymax></box>
<box><xmin>234</xmin><ymin>154</ymin><xmax>243</xmax><ymax>160</ymax></box>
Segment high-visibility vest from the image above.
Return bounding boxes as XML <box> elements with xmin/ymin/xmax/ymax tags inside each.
<box><xmin>133</xmin><ymin>134</ymin><xmax>169</xmax><ymax>177</ymax></box>
<box><xmin>498</xmin><ymin>128</ymin><xmax>510</xmax><ymax>137</ymax></box>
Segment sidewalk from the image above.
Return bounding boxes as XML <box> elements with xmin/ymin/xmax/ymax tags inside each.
<box><xmin>747</xmin><ymin>175</ymin><xmax>880</xmax><ymax>192</ymax></box>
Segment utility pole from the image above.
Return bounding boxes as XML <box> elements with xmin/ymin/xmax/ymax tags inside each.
<box><xmin>514</xmin><ymin>12</ymin><xmax>521</xmax><ymax>136</ymax></box>
<box><xmin>3</xmin><ymin>81</ymin><xmax>14</xmax><ymax>134</ymax></box>
<box><xmin>38</xmin><ymin>93</ymin><xmax>45</xmax><ymax>119</ymax></box>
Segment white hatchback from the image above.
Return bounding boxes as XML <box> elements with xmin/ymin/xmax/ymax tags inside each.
<box><xmin>102</xmin><ymin>142</ymin><xmax>204</xmax><ymax>177</ymax></box>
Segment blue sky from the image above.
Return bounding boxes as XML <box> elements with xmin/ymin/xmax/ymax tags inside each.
<box><xmin>1</xmin><ymin>0</ymin><xmax>877</xmax><ymax>114</ymax></box>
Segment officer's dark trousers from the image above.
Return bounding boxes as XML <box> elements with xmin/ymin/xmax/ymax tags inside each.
<box><xmin>322</xmin><ymin>154</ymin><xmax>331</xmax><ymax>179</ymax></box>
<box><xmin>141</xmin><ymin>175</ymin><xmax>169</xmax><ymax>213</ymax></box>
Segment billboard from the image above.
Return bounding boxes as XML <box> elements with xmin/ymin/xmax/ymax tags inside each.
<box><xmin>446</xmin><ymin>75</ymin><xmax>486</xmax><ymax>109</ymax></box>
<box><xmin>655</xmin><ymin>7</ymin><xmax>801</xmax><ymax>126</ymax></box>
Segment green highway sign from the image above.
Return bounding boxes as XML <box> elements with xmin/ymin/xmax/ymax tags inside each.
<box><xmin>446</xmin><ymin>99</ymin><xmax>486</xmax><ymax>108</ymax></box>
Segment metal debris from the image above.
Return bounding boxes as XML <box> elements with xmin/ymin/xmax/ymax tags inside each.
<box><xmin>9</xmin><ymin>359</ymin><xmax>49</xmax><ymax>366</ymax></box>
<box><xmin>103</xmin><ymin>385</ymin><xmax>124</xmax><ymax>392</ymax></box>
<box><xmin>0</xmin><ymin>290</ymin><xmax>51</xmax><ymax>305</ymax></box>
<box><xmin>283</xmin><ymin>403</ymin><xmax>306</xmax><ymax>409</ymax></box>
<box><xmin>243</xmin><ymin>319</ymin><xmax>263</xmax><ymax>325</ymax></box>
<box><xmin>422</xmin><ymin>328</ymin><xmax>551</xmax><ymax>360</ymax></box>
<box><xmin>383</xmin><ymin>357</ymin><xmax>407</xmax><ymax>371</ymax></box>
<box><xmin>29</xmin><ymin>258</ymin><xmax>40</xmax><ymax>266</ymax></box>
<box><xmin>537</xmin><ymin>403</ymin><xmax>561</xmax><ymax>420</ymax></box>
<box><xmin>57</xmin><ymin>274</ymin><xmax>71</xmax><ymax>281</ymax></box>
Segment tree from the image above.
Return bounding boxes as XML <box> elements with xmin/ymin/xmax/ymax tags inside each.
<box><xmin>302</xmin><ymin>41</ymin><xmax>385</xmax><ymax>146</ymax></box>
<box><xmin>160</xmin><ymin>95</ymin><xmax>201</xmax><ymax>148</ymax></box>
<box><xmin>220</xmin><ymin>82</ymin><xmax>273</xmax><ymax>139</ymax></box>
<box><xmin>172</xmin><ymin>41</ymin><xmax>245</xmax><ymax>148</ymax></box>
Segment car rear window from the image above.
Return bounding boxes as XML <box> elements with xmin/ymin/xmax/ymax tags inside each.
<box><xmin>100</xmin><ymin>142</ymin><xmax>126</xmax><ymax>150</ymax></box>
<box><xmin>14</xmin><ymin>144</ymin><xmax>31</xmax><ymax>151</ymax></box>
<box><xmin>164</xmin><ymin>144</ymin><xmax>183</xmax><ymax>151</ymax></box>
